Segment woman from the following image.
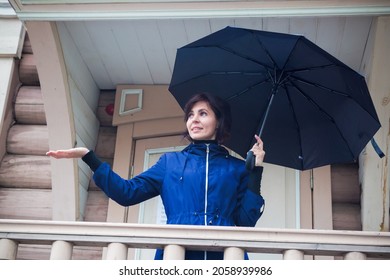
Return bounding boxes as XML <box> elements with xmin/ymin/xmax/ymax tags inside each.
<box><xmin>46</xmin><ymin>92</ymin><xmax>266</xmax><ymax>260</ymax></box>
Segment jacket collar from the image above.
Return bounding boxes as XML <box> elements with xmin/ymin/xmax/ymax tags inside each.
<box><xmin>183</xmin><ymin>141</ymin><xmax>229</xmax><ymax>157</ymax></box>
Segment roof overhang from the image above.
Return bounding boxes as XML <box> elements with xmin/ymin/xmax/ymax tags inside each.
<box><xmin>7</xmin><ymin>0</ymin><xmax>390</xmax><ymax>21</ymax></box>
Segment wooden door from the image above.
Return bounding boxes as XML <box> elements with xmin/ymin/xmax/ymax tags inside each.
<box><xmin>128</xmin><ymin>135</ymin><xmax>188</xmax><ymax>259</ymax></box>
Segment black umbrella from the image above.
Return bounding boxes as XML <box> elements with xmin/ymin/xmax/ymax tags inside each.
<box><xmin>168</xmin><ymin>26</ymin><xmax>382</xmax><ymax>170</ymax></box>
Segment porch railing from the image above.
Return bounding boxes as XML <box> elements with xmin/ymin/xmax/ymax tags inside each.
<box><xmin>0</xmin><ymin>219</ymin><xmax>389</xmax><ymax>260</ymax></box>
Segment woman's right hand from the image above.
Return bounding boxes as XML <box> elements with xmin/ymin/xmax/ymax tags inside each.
<box><xmin>46</xmin><ymin>147</ymin><xmax>89</xmax><ymax>159</ymax></box>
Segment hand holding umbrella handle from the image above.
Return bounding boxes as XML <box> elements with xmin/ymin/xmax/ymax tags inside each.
<box><xmin>246</xmin><ymin>135</ymin><xmax>265</xmax><ymax>170</ymax></box>
<box><xmin>245</xmin><ymin>150</ymin><xmax>255</xmax><ymax>170</ymax></box>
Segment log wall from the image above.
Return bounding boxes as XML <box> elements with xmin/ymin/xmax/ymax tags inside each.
<box><xmin>85</xmin><ymin>91</ymin><xmax>114</xmax><ymax>208</ymax></box>
<box><xmin>0</xmin><ymin>32</ymin><xmax>111</xmax><ymax>259</ymax></box>
<box><xmin>18</xmin><ymin>54</ymin><xmax>39</xmax><ymax>86</ymax></box>
<box><xmin>14</xmin><ymin>86</ymin><xmax>46</xmax><ymax>125</ymax></box>
<box><xmin>0</xmin><ymin>188</ymin><xmax>52</xmax><ymax>220</ymax></box>
<box><xmin>0</xmin><ymin>155</ymin><xmax>51</xmax><ymax>188</ymax></box>
<box><xmin>331</xmin><ymin>163</ymin><xmax>362</xmax><ymax>231</ymax></box>
<box><xmin>7</xmin><ymin>125</ymin><xmax>49</xmax><ymax>155</ymax></box>
<box><xmin>0</xmin><ymin>32</ymin><xmax>52</xmax><ymax>222</ymax></box>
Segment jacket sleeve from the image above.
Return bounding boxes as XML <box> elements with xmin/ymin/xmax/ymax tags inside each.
<box><xmin>233</xmin><ymin>168</ymin><xmax>265</xmax><ymax>227</ymax></box>
<box><xmin>91</xmin><ymin>154</ymin><xmax>167</xmax><ymax>206</ymax></box>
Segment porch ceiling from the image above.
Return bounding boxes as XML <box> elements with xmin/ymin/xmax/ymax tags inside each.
<box><xmin>7</xmin><ymin>1</ymin><xmax>390</xmax><ymax>90</ymax></box>
<box><xmin>60</xmin><ymin>16</ymin><xmax>376</xmax><ymax>90</ymax></box>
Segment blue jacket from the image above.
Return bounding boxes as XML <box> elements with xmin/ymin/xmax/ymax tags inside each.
<box><xmin>91</xmin><ymin>142</ymin><xmax>265</xmax><ymax>259</ymax></box>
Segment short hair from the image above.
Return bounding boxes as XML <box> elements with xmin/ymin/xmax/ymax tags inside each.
<box><xmin>183</xmin><ymin>92</ymin><xmax>232</xmax><ymax>144</ymax></box>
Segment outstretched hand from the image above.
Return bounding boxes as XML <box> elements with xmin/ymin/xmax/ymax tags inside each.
<box><xmin>46</xmin><ymin>147</ymin><xmax>89</xmax><ymax>159</ymax></box>
<box><xmin>250</xmin><ymin>135</ymin><xmax>265</xmax><ymax>167</ymax></box>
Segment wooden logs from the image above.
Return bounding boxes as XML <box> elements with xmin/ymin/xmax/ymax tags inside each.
<box><xmin>97</xmin><ymin>91</ymin><xmax>115</xmax><ymax>127</ymax></box>
<box><xmin>95</xmin><ymin>126</ymin><xmax>116</xmax><ymax>160</ymax></box>
<box><xmin>18</xmin><ymin>54</ymin><xmax>40</xmax><ymax>86</ymax></box>
<box><xmin>84</xmin><ymin>190</ymin><xmax>108</xmax><ymax>222</ymax></box>
<box><xmin>0</xmin><ymin>188</ymin><xmax>52</xmax><ymax>219</ymax></box>
<box><xmin>22</xmin><ymin>33</ymin><xmax>33</xmax><ymax>55</ymax></box>
<box><xmin>0</xmin><ymin>155</ymin><xmax>51</xmax><ymax>188</ymax></box>
<box><xmin>7</xmin><ymin>125</ymin><xmax>49</xmax><ymax>155</ymax></box>
<box><xmin>331</xmin><ymin>163</ymin><xmax>362</xmax><ymax>231</ymax></box>
<box><xmin>331</xmin><ymin>163</ymin><xmax>360</xmax><ymax>204</ymax></box>
<box><xmin>332</xmin><ymin>203</ymin><xmax>362</xmax><ymax>231</ymax></box>
<box><xmin>14</xmin><ymin>86</ymin><xmax>46</xmax><ymax>124</ymax></box>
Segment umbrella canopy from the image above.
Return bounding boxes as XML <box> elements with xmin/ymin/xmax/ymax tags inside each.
<box><xmin>168</xmin><ymin>26</ymin><xmax>381</xmax><ymax>170</ymax></box>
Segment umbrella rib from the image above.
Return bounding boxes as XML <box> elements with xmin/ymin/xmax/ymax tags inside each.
<box><xmin>288</xmin><ymin>74</ymin><xmax>380</xmax><ymax>125</ymax></box>
<box><xmin>223</xmin><ymin>46</ymin><xmax>272</xmax><ymax>70</ymax></box>
<box><xmin>288</xmin><ymin>80</ymin><xmax>355</xmax><ymax>158</ymax></box>
<box><xmin>170</xmin><ymin>71</ymin><xmax>271</xmax><ymax>100</ymax></box>
<box><xmin>283</xmin><ymin>85</ymin><xmax>305</xmax><ymax>169</ymax></box>
<box><xmin>290</xmin><ymin>75</ymin><xmax>350</xmax><ymax>98</ymax></box>
<box><xmin>286</xmin><ymin>64</ymin><xmax>340</xmax><ymax>74</ymax></box>
<box><xmin>225</xmin><ymin>77</ymin><xmax>271</xmax><ymax>101</ymax></box>
<box><xmin>186</xmin><ymin>44</ymin><xmax>273</xmax><ymax>72</ymax></box>
<box><xmin>218</xmin><ymin>44</ymin><xmax>277</xmax><ymax>83</ymax></box>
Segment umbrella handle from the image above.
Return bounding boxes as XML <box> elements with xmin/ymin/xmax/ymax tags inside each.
<box><xmin>245</xmin><ymin>150</ymin><xmax>255</xmax><ymax>170</ymax></box>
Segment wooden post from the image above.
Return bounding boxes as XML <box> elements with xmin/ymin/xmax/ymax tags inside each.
<box><xmin>361</xmin><ymin>16</ymin><xmax>390</xmax><ymax>232</ymax></box>
<box><xmin>25</xmin><ymin>21</ymin><xmax>79</xmax><ymax>221</ymax></box>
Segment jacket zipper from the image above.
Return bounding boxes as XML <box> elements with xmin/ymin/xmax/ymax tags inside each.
<box><xmin>204</xmin><ymin>144</ymin><xmax>210</xmax><ymax>226</ymax></box>
<box><xmin>204</xmin><ymin>144</ymin><xmax>210</xmax><ymax>260</ymax></box>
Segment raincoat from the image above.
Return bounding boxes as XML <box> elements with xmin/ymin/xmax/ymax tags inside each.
<box><xmin>88</xmin><ymin>141</ymin><xmax>265</xmax><ymax>259</ymax></box>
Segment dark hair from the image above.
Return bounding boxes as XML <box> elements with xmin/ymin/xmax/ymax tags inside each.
<box><xmin>183</xmin><ymin>92</ymin><xmax>232</xmax><ymax>144</ymax></box>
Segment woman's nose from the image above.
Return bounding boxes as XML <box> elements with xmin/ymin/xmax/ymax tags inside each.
<box><xmin>192</xmin><ymin>114</ymin><xmax>200</xmax><ymax>122</ymax></box>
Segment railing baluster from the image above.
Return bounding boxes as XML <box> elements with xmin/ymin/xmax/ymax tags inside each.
<box><xmin>163</xmin><ymin>244</ymin><xmax>185</xmax><ymax>260</ymax></box>
<box><xmin>0</xmin><ymin>238</ymin><xmax>18</xmax><ymax>260</ymax></box>
<box><xmin>50</xmin><ymin>240</ymin><xmax>73</xmax><ymax>260</ymax></box>
<box><xmin>344</xmin><ymin>251</ymin><xmax>367</xmax><ymax>260</ymax></box>
<box><xmin>106</xmin><ymin>242</ymin><xmax>128</xmax><ymax>260</ymax></box>
<box><xmin>283</xmin><ymin>249</ymin><xmax>304</xmax><ymax>260</ymax></box>
<box><xmin>224</xmin><ymin>247</ymin><xmax>245</xmax><ymax>260</ymax></box>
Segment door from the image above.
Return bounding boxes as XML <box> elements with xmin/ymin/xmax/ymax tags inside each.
<box><xmin>129</xmin><ymin>135</ymin><xmax>188</xmax><ymax>259</ymax></box>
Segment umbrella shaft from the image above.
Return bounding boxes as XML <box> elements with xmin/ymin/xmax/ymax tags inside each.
<box><xmin>258</xmin><ymin>91</ymin><xmax>275</xmax><ymax>137</ymax></box>
<box><xmin>247</xmin><ymin>89</ymin><xmax>275</xmax><ymax>170</ymax></box>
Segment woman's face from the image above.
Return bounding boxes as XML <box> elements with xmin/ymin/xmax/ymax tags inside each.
<box><xmin>186</xmin><ymin>101</ymin><xmax>218</xmax><ymax>141</ymax></box>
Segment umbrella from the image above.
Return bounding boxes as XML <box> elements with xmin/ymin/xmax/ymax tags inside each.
<box><xmin>168</xmin><ymin>26</ymin><xmax>382</xmax><ymax>170</ymax></box>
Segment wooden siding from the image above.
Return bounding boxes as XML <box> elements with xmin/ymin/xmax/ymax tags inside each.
<box><xmin>0</xmin><ymin>19</ymin><xmax>24</xmax><ymax>58</ymax></box>
<box><xmin>56</xmin><ymin>22</ymin><xmax>101</xmax><ymax>220</ymax></box>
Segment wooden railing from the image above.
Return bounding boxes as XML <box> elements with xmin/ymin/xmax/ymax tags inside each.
<box><xmin>0</xmin><ymin>219</ymin><xmax>389</xmax><ymax>260</ymax></box>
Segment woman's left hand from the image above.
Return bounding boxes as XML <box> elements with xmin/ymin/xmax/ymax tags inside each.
<box><xmin>250</xmin><ymin>135</ymin><xmax>265</xmax><ymax>167</ymax></box>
